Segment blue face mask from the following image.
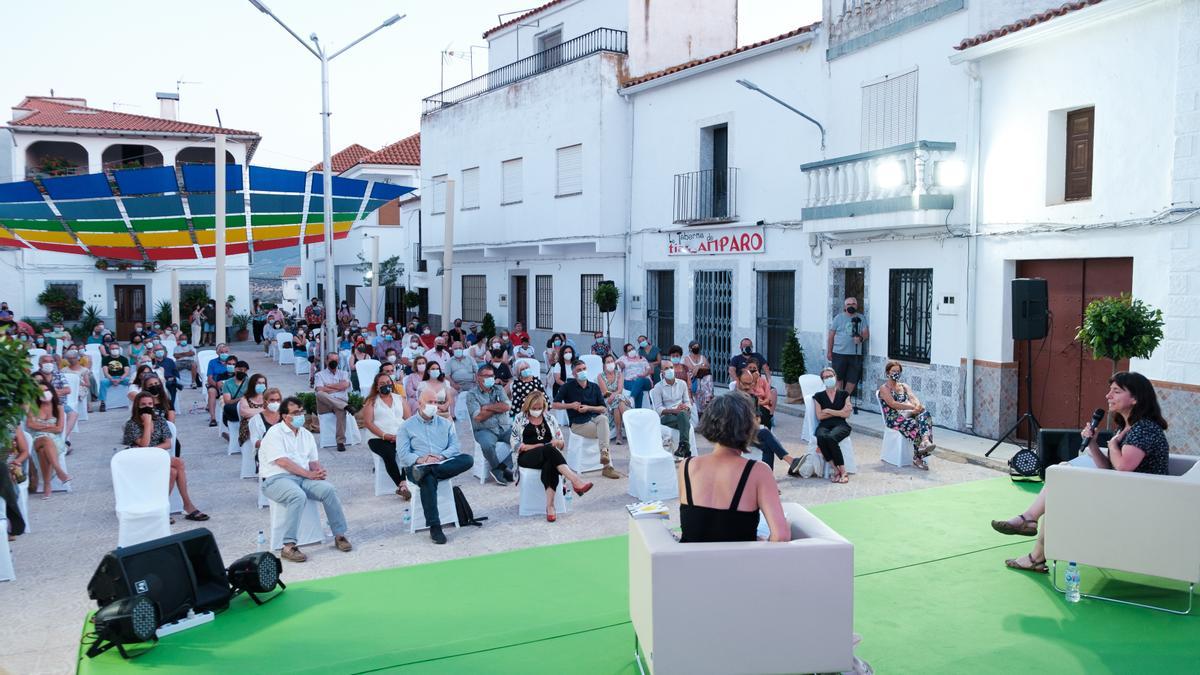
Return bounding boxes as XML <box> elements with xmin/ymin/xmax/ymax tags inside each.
<box><xmin>576</xmin><ymin>370</ymin><xmax>589</xmax><ymax>382</ymax></box>
<box><xmin>226</xmin><ymin>364</ymin><xmax>235</xmax><ymax>373</ymax></box>
<box><xmin>454</xmin><ymin>349</ymin><xmax>464</xmax><ymax>358</ymax></box>
<box><xmin>671</xmin><ymin>356</ymin><xmax>681</xmax><ymax>364</ymax></box>
<box><xmin>523</xmin><ymin>367</ymin><xmax>537</xmax><ymax>378</ymax></box>
<box><xmin>255</xmin><ymin>383</ymin><xmax>266</xmax><ymax>394</ymax></box>
<box><xmin>639</xmin><ymin>340</ymin><xmax>648</xmax><ymax>348</ymax></box>
<box><xmin>482</xmin><ymin>376</ymin><xmax>496</xmax><ymax>388</ymax></box>
<box><xmin>291</xmin><ymin>414</ymin><xmax>306</xmax><ymax>429</ymax></box>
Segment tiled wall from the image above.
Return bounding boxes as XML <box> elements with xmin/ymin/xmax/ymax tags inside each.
<box><xmin>965</xmin><ymin>360</ymin><xmax>1019</xmax><ymax>440</ymax></box>
<box><xmin>1153</xmin><ymin>381</ymin><xmax>1200</xmax><ymax>455</ymax></box>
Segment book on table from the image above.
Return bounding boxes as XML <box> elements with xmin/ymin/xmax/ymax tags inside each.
<box><xmin>627</xmin><ymin>501</ymin><xmax>669</xmax><ymax>519</ymax></box>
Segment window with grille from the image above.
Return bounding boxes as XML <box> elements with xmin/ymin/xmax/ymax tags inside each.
<box><xmin>861</xmin><ymin>68</ymin><xmax>917</xmax><ymax>151</ymax></box>
<box><xmin>536</xmin><ymin>275</ymin><xmax>553</xmax><ymax>330</ymax></box>
<box><xmin>756</xmin><ymin>271</ymin><xmax>795</xmax><ymax>369</ymax></box>
<box><xmin>461</xmin><ymin>167</ymin><xmax>480</xmax><ymax>209</ymax></box>
<box><xmin>431</xmin><ymin>174</ymin><xmax>447</xmax><ymax>214</ymax></box>
<box><xmin>179</xmin><ymin>282</ymin><xmax>209</xmax><ymax>298</ymax></box>
<box><xmin>45</xmin><ymin>281</ymin><xmax>81</xmax><ymax>300</ymax></box>
<box><xmin>580</xmin><ymin>274</ymin><xmax>604</xmax><ymax>333</ymax></box>
<box><xmin>501</xmin><ymin>158</ymin><xmax>523</xmax><ymax>204</ymax></box>
<box><xmin>556</xmin><ymin>144</ymin><xmax>583</xmax><ymax>196</ymax></box>
<box><xmin>888</xmin><ymin>268</ymin><xmax>933</xmax><ymax>364</ymax></box>
<box><xmin>461</xmin><ymin>275</ymin><xmax>487</xmax><ymax>322</ymax></box>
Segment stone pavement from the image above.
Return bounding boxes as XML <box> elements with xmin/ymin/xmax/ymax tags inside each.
<box><xmin>0</xmin><ymin>342</ymin><xmax>1001</xmax><ymax>674</ymax></box>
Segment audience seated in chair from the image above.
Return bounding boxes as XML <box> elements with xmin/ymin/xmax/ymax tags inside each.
<box><xmin>465</xmin><ymin>364</ymin><xmax>516</xmax><ymax>485</ymax></box>
<box><xmin>97</xmin><ymin>342</ymin><xmax>131</xmax><ymax>412</ymax></box>
<box><xmin>651</xmin><ymin>361</ymin><xmax>693</xmax><ymax>460</ymax></box>
<box><xmin>362</xmin><ymin>372</ymin><xmax>412</xmax><ymax>500</ymax></box>
<box><xmin>553</xmin><ymin>360</ymin><xmax>620</xmax><ymax>479</ymax></box>
<box><xmin>811</xmin><ymin>367</ymin><xmax>852</xmax><ymax>484</ymax></box>
<box><xmin>259</xmin><ymin>396</ymin><xmax>353</xmax><ymax>562</ymax></box>
<box><xmin>313</xmin><ymin>353</ymin><xmax>357</xmax><ymax>453</ymax></box>
<box><xmin>205</xmin><ymin>344</ymin><xmax>234</xmax><ymax>426</ymax></box>
<box><xmin>878</xmin><ymin>360</ymin><xmax>936</xmax><ymax>470</ymax></box>
<box><xmin>122</xmin><ymin>391</ymin><xmax>208</xmax><ymax>521</ymax></box>
<box><xmin>26</xmin><ymin>380</ymin><xmax>71</xmax><ymax>498</ymax></box>
<box><xmin>397</xmin><ymin>389</ymin><xmax>474</xmax><ymax>544</ymax></box>
<box><xmin>511</xmin><ymin>391</ymin><xmax>593</xmax><ymax>521</ymax></box>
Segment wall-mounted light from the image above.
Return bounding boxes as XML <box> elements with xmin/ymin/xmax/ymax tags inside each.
<box><xmin>874</xmin><ymin>160</ymin><xmax>905</xmax><ymax>190</ymax></box>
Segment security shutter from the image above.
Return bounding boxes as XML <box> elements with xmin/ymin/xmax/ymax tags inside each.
<box><xmin>431</xmin><ymin>175</ymin><xmax>447</xmax><ymax>214</ymax></box>
<box><xmin>556</xmin><ymin>144</ymin><xmax>583</xmax><ymax>196</ymax></box>
<box><xmin>502</xmin><ymin>158</ymin><xmax>523</xmax><ymax>204</ymax></box>
<box><xmin>861</xmin><ymin>69</ymin><xmax>917</xmax><ymax>151</ymax></box>
<box><xmin>461</xmin><ymin>167</ymin><xmax>480</xmax><ymax>209</ymax></box>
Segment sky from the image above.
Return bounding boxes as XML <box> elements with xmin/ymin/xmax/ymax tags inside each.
<box><xmin>0</xmin><ymin>0</ymin><xmax>820</xmax><ymax>171</ymax></box>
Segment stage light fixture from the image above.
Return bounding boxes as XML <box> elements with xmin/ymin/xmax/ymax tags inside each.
<box><xmin>85</xmin><ymin>595</ymin><xmax>160</xmax><ymax>659</ymax></box>
<box><xmin>874</xmin><ymin>160</ymin><xmax>905</xmax><ymax>190</ymax></box>
<box><xmin>227</xmin><ymin>552</ymin><xmax>286</xmax><ymax>605</ymax></box>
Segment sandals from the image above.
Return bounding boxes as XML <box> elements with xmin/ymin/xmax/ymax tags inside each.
<box><xmin>991</xmin><ymin>515</ymin><xmax>1038</xmax><ymax>537</ymax></box>
<box><xmin>1004</xmin><ymin>554</ymin><xmax>1048</xmax><ymax>574</ymax></box>
<box><xmin>912</xmin><ymin>455</ymin><xmax>929</xmax><ymax>471</ymax></box>
<box><xmin>831</xmin><ymin>473</ymin><xmax>849</xmax><ymax>484</ymax></box>
<box><xmin>184</xmin><ymin>510</ymin><xmax>210</xmax><ymax>521</ymax></box>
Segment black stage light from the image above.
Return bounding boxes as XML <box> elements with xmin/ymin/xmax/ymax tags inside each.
<box><xmin>226</xmin><ymin>552</ymin><xmax>286</xmax><ymax>605</ymax></box>
<box><xmin>86</xmin><ymin>595</ymin><xmax>160</xmax><ymax>659</ymax></box>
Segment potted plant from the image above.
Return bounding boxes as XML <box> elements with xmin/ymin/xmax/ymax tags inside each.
<box><xmin>593</xmin><ymin>281</ymin><xmax>621</xmax><ymax>343</ymax></box>
<box><xmin>403</xmin><ymin>290</ymin><xmax>421</xmax><ymax>320</ymax></box>
<box><xmin>481</xmin><ymin>312</ymin><xmax>496</xmax><ymax>340</ymax></box>
<box><xmin>780</xmin><ymin>328</ymin><xmax>807</xmax><ymax>403</ymax></box>
<box><xmin>232</xmin><ymin>313</ymin><xmax>252</xmax><ymax>341</ymax></box>
<box><xmin>71</xmin><ymin>304</ymin><xmax>103</xmax><ymax>343</ymax></box>
<box><xmin>295</xmin><ymin>392</ymin><xmax>321</xmax><ymax>433</ymax></box>
<box><xmin>94</xmin><ymin>259</ymin><xmax>109</xmax><ymax>271</ymax></box>
<box><xmin>1076</xmin><ymin>293</ymin><xmax>1164</xmax><ymax>376</ymax></box>
<box><xmin>36</xmin><ymin>286</ymin><xmax>84</xmax><ymax>321</ymax></box>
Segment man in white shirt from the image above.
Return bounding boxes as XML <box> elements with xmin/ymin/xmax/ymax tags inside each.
<box><xmin>424</xmin><ymin>336</ymin><xmax>451</xmax><ymax>369</ymax></box>
<box><xmin>313</xmin><ymin>353</ymin><xmax>356</xmax><ymax>452</ymax></box>
<box><xmin>260</xmin><ymin>396</ymin><xmax>352</xmax><ymax>562</ymax></box>
<box><xmin>650</xmin><ymin>362</ymin><xmax>693</xmax><ymax>459</ymax></box>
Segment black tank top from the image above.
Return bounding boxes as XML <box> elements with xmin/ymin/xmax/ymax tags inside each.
<box><xmin>679</xmin><ymin>457</ymin><xmax>759</xmax><ymax>543</ymax></box>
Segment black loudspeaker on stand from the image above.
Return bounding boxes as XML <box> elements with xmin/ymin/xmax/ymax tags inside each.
<box><xmin>987</xmin><ymin>278</ymin><xmax>1048</xmax><ymax>462</ymax></box>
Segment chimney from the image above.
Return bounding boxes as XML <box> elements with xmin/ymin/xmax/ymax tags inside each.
<box><xmin>156</xmin><ymin>91</ymin><xmax>179</xmax><ymax>120</ymax></box>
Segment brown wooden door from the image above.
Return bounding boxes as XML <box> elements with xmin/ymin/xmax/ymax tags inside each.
<box><xmin>1065</xmin><ymin>107</ymin><xmax>1094</xmax><ymax>201</ymax></box>
<box><xmin>1014</xmin><ymin>258</ymin><xmax>1131</xmax><ymax>436</ymax></box>
<box><xmin>114</xmin><ymin>284</ymin><xmax>146</xmax><ymax>338</ymax></box>
<box><xmin>512</xmin><ymin>276</ymin><xmax>528</xmax><ymax>328</ymax></box>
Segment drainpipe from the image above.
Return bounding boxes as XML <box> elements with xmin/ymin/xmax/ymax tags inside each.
<box><xmin>964</xmin><ymin>62</ymin><xmax>982</xmax><ymax>432</ymax></box>
<box><xmin>621</xmin><ymin>88</ymin><xmax>635</xmax><ymax>344</ymax></box>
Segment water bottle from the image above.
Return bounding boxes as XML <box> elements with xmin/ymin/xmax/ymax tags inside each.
<box><xmin>255</xmin><ymin>530</ymin><xmax>267</xmax><ymax>553</ymax></box>
<box><xmin>1065</xmin><ymin>562</ymin><xmax>1081</xmax><ymax>603</ymax></box>
<box><xmin>649</xmin><ymin>481</ymin><xmax>659</xmax><ymax>500</ymax></box>
<box><xmin>565</xmin><ymin>485</ymin><xmax>574</xmax><ymax>506</ymax></box>
<box><xmin>402</xmin><ymin>507</ymin><xmax>411</xmax><ymax>527</ymax></box>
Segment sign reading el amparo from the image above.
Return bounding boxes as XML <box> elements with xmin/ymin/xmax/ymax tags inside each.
<box><xmin>667</xmin><ymin>226</ymin><xmax>765</xmax><ymax>256</ymax></box>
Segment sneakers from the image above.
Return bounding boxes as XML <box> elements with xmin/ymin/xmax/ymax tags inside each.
<box><xmin>334</xmin><ymin>535</ymin><xmax>352</xmax><ymax>552</ymax></box>
<box><xmin>430</xmin><ymin>525</ymin><xmax>447</xmax><ymax>545</ymax></box>
<box><xmin>490</xmin><ymin>468</ymin><xmax>509</xmax><ymax>485</ymax></box>
<box><xmin>602</xmin><ymin>465</ymin><xmax>620</xmax><ymax>480</ymax></box>
<box><xmin>336</xmin><ymin>442</ymin><xmax>346</xmax><ymax>453</ymax></box>
<box><xmin>502</xmin><ymin>468</ymin><xmax>515</xmax><ymax>483</ymax></box>
<box><xmin>280</xmin><ymin>543</ymin><xmax>307</xmax><ymax>562</ymax></box>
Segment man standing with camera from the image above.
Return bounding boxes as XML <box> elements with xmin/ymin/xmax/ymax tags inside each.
<box><xmin>827</xmin><ymin>296</ymin><xmax>869</xmax><ymax>397</ymax></box>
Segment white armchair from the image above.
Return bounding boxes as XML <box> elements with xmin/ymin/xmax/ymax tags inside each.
<box><xmin>629</xmin><ymin>503</ymin><xmax>854</xmax><ymax>674</ymax></box>
<box><xmin>1044</xmin><ymin>454</ymin><xmax>1200</xmax><ymax>614</ymax></box>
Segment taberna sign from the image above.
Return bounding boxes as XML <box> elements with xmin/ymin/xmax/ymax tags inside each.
<box><xmin>667</xmin><ymin>225</ymin><xmax>765</xmax><ymax>256</ymax></box>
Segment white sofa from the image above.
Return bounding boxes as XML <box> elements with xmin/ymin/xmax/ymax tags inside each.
<box><xmin>629</xmin><ymin>503</ymin><xmax>854</xmax><ymax>674</ymax></box>
<box><xmin>1044</xmin><ymin>454</ymin><xmax>1200</xmax><ymax>614</ymax></box>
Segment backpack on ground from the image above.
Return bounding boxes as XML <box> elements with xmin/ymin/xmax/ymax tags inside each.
<box><xmin>453</xmin><ymin>485</ymin><xmax>487</xmax><ymax>527</ymax></box>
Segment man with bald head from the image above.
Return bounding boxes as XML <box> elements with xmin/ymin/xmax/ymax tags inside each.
<box><xmin>397</xmin><ymin>388</ymin><xmax>474</xmax><ymax>544</ymax></box>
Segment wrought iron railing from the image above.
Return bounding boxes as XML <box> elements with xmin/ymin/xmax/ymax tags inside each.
<box><xmin>673</xmin><ymin>168</ymin><xmax>739</xmax><ymax>224</ymax></box>
<box><xmin>423</xmin><ymin>28</ymin><xmax>628</xmax><ymax>113</ymax></box>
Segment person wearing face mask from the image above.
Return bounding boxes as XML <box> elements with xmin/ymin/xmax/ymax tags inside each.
<box><xmin>304</xmin><ymin>297</ymin><xmax>324</xmax><ymax>328</ymax></box>
<box><xmin>27</xmin><ymin>383</ymin><xmax>70</xmax><ymax>498</ymax></box>
<box><xmin>445</xmin><ymin>341</ymin><xmax>477</xmax><ymax>392</ymax></box>
<box><xmin>683</xmin><ymin>341</ymin><xmax>714</xmax><ymax>414</ymax></box>
<box><xmin>553</xmin><ymin>361</ymin><xmax>620</xmax><ymax>479</ymax></box>
<box><xmin>513</xmin><ymin>335</ymin><xmax>536</xmax><ymax>361</ymax></box>
<box><xmin>464</xmin><ymin>323</ymin><xmax>480</xmax><ymax>346</ymax></box>
<box><xmin>403</xmin><ymin>356</ymin><xmax>429</xmax><ymax>415</ymax></box>
<box><xmin>151</xmin><ymin>344</ymin><xmax>180</xmax><ymax>408</ymax></box>
<box><xmin>62</xmin><ymin>349</ymin><xmax>93</xmax><ymax>412</ymax></box>
<box><xmin>362</xmin><ymin>372</ymin><xmax>412</xmax><ymax>500</ymax></box>
<box><xmin>236</xmin><ymin>373</ymin><xmax>270</xmax><ymax>447</ymax></box>
<box><xmin>664</xmin><ymin>345</ymin><xmax>691</xmax><ymax>388</ymax></box>
<box><xmin>262</xmin><ymin>315</ymin><xmax>280</xmax><ymax>355</ymax></box>
<box><xmin>651</xmin><ymin>361</ymin><xmax>694</xmax><ymax>459</ymax></box>
<box><xmin>397</xmin><ymin>389</ymin><xmax>474</xmax><ymax>544</ymax></box>
<box><xmin>552</xmin><ymin>346</ymin><xmax>578</xmax><ymax>400</ymax></box>
<box><xmin>129</xmin><ymin>334</ymin><xmax>149</xmax><ymax>362</ymax></box>
<box><xmin>123</xmin><ymin>392</ymin><xmax>211</xmax><ymax>521</ymax></box>
<box><xmin>812</xmin><ymin>366</ymin><xmax>852</xmax><ymax>483</ymax></box>
<box><xmin>419</xmin><ymin>325</ymin><xmax>437</xmax><ymax>350</ymax></box>
<box><xmin>509</xmin><ymin>321</ymin><xmax>529</xmax><ymax>348</ymax></box>
<box><xmin>260</xmin><ymin>396</ymin><xmax>353</xmax><ymax>561</ymax></box>
<box><xmin>738</xmin><ymin>361</ymin><xmax>777</xmax><ymax>430</ymax></box>
<box><xmin>511</xmin><ymin>391</ymin><xmax>593</xmax><ymax>521</ymax></box>
<box><xmin>87</xmin><ymin>323</ymin><xmax>107</xmax><ymax>345</ymax></box>
<box><xmin>465</xmin><ymin>364</ymin><xmax>516</xmax><ymax>484</ymax></box>
<box><xmin>590</xmin><ymin>331</ymin><xmax>611</xmax><ymax>359</ymax></box>
<box><xmin>402</xmin><ymin>335</ymin><xmax>426</xmax><ymax>370</ymax></box>
<box><xmin>418</xmin><ymin>359</ymin><xmax>456</xmax><ymax>420</ymax></box>
<box><xmin>128</xmin><ymin>322</ymin><xmax>146</xmax><ymax>342</ymax></box>
<box><xmin>878</xmin><ymin>361</ymin><xmax>936</xmax><ymax>470</ymax></box>
<box><xmin>173</xmin><ymin>335</ymin><xmax>199</xmax><ymax>388</ymax></box>
<box><xmin>250</xmin><ymin>387</ymin><xmax>284</xmax><ymax>478</ymax></box>
<box><xmin>617</xmin><ymin>343</ymin><xmax>653</xmax><ymax>409</ymax></box>
<box><xmin>447</xmin><ymin>319</ymin><xmax>466</xmax><ymax>346</ymax></box>
<box><xmin>221</xmin><ymin>360</ymin><xmax>252</xmax><ymax>430</ymax></box>
<box><xmin>205</xmin><ymin>345</ymin><xmax>233</xmax><ymax>426</ymax></box>
<box><xmin>636</xmin><ymin>336</ymin><xmax>661</xmax><ymax>382</ymax></box>
<box><xmin>424</xmin><ymin>336</ymin><xmax>451</xmax><ymax>370</ymax></box>
<box><xmin>728</xmin><ymin>337</ymin><xmax>770</xmax><ymax>385</ymax></box>
<box><xmin>466</xmin><ymin>332</ymin><xmax>490</xmax><ymax>363</ymax></box>
<box><xmin>598</xmin><ymin>353</ymin><xmax>632</xmax><ymax>445</ymax></box>
<box><xmin>828</xmin><ymin>296</ymin><xmax>870</xmax><ymax>397</ymax></box>
<box><xmin>497</xmin><ymin>330</ymin><xmax>513</xmax><ymax>356</ymax></box>
<box><xmin>39</xmin><ymin>354</ymin><xmax>79</xmax><ymax>450</ymax></box>
<box><xmin>97</xmin><ymin>342</ymin><xmax>131</xmax><ymax>412</ymax></box>
<box><xmin>314</xmin><ymin>355</ymin><xmax>356</xmax><ymax>452</ymax></box>
<box><xmin>46</xmin><ymin>322</ymin><xmax>70</xmax><ymax>349</ymax></box>
<box><xmin>336</xmin><ymin>301</ymin><xmax>353</xmax><ymax>331</ymax></box>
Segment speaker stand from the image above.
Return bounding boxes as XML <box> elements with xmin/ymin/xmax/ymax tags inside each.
<box><xmin>986</xmin><ymin>338</ymin><xmax>1041</xmax><ymax>458</ymax></box>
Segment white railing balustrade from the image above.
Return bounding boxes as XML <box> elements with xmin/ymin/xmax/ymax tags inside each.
<box><xmin>801</xmin><ymin>141</ymin><xmax>957</xmax><ymax>211</ymax></box>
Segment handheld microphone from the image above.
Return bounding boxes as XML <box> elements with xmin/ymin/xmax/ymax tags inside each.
<box><xmin>1079</xmin><ymin>408</ymin><xmax>1105</xmax><ymax>453</ymax></box>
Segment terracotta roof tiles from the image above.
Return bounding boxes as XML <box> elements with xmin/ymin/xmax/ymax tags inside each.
<box><xmin>621</xmin><ymin>23</ymin><xmax>821</xmax><ymax>89</ymax></box>
<box><xmin>8</xmin><ymin>96</ymin><xmax>258</xmax><ymax>137</ymax></box>
<box><xmin>282</xmin><ymin>265</ymin><xmax>301</xmax><ymax>278</ymax></box>
<box><xmin>954</xmin><ymin>0</ymin><xmax>1103</xmax><ymax>51</ymax></box>
<box><xmin>482</xmin><ymin>1</ymin><xmax>570</xmax><ymax>39</ymax></box>
<box><xmin>358</xmin><ymin>133</ymin><xmax>420</xmax><ymax>166</ymax></box>
<box><xmin>311</xmin><ymin>143</ymin><xmax>374</xmax><ymax>173</ymax></box>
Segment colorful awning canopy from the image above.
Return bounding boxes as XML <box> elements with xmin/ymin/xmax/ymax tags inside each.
<box><xmin>0</xmin><ymin>165</ymin><xmax>414</xmax><ymax>260</ymax></box>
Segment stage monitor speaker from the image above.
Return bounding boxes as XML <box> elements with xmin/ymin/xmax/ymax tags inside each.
<box><xmin>88</xmin><ymin>528</ymin><xmax>232</xmax><ymax>625</ymax></box>
<box><xmin>1037</xmin><ymin>428</ymin><xmax>1116</xmax><ymax>479</ymax></box>
<box><xmin>1011</xmin><ymin>278</ymin><xmax>1048</xmax><ymax>340</ymax></box>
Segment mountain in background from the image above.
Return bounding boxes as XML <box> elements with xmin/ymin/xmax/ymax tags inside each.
<box><xmin>250</xmin><ymin>248</ymin><xmax>299</xmax><ymax>303</ymax></box>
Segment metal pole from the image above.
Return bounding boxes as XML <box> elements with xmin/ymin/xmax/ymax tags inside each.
<box><xmin>320</xmin><ymin>49</ymin><xmax>337</xmax><ymax>356</ymax></box>
<box><xmin>441</xmin><ymin>179</ymin><xmax>455</xmax><ymax>331</ymax></box>
<box><xmin>170</xmin><ymin>268</ymin><xmax>180</xmax><ymax>328</ymax></box>
<box><xmin>215</xmin><ymin>133</ymin><xmax>227</xmax><ymax>345</ymax></box>
<box><xmin>369</xmin><ymin>234</ymin><xmax>379</xmax><ymax>328</ymax></box>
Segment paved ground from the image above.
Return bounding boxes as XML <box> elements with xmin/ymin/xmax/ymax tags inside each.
<box><xmin>1</xmin><ymin>341</ymin><xmax>1001</xmax><ymax>674</ymax></box>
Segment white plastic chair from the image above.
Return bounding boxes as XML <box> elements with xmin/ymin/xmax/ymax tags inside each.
<box><xmin>85</xmin><ymin>343</ymin><xmax>104</xmax><ymax>385</ymax></box>
<box><xmin>318</xmin><ymin>412</ymin><xmax>362</xmax><ymax>448</ymax></box>
<box><xmin>104</xmin><ymin>383</ymin><xmax>130</xmax><ymax>410</ymax></box>
<box><xmin>798</xmin><ymin>373</ymin><xmax>823</xmax><ymax>400</ymax></box>
<box><xmin>518</xmin><ymin>468</ymin><xmax>568</xmax><ymax>516</ymax></box>
<box><xmin>355</xmin><ymin>359</ymin><xmax>381</xmax><ymax>397</ymax></box>
<box><xmin>268</xmin><ymin>494</ymin><xmax>326</xmax><ymax>550</ymax></box>
<box><xmin>111</xmin><ymin>447</ymin><xmax>171</xmax><ymax>547</ymax></box>
<box><xmin>472</xmin><ymin>439</ymin><xmax>512</xmax><ymax>484</ymax></box>
<box><xmin>239</xmin><ymin>431</ymin><xmax>258</xmax><ymax>479</ymax></box>
<box><xmin>294</xmin><ymin>357</ymin><xmax>311</xmax><ymax>376</ymax></box>
<box><xmin>196</xmin><ymin>349</ymin><xmax>217</xmax><ymax>386</ymax></box>
<box><xmin>875</xmin><ymin>390</ymin><xmax>911</xmax><ymax>468</ymax></box>
<box><xmin>276</xmin><ymin>332</ymin><xmax>295</xmax><ymax>365</ymax></box>
<box><xmin>226</xmin><ymin>418</ymin><xmax>240</xmax><ymax>455</ymax></box>
<box><xmin>164</xmin><ymin>421</ymin><xmax>185</xmax><ymax>514</ymax></box>
<box><xmin>567</xmin><ymin>433</ymin><xmax>603</xmax><ymax>474</ymax></box>
<box><xmin>0</xmin><ymin>498</ymin><xmax>13</xmax><ymax>581</ymax></box>
<box><xmin>801</xmin><ymin>394</ymin><xmax>858</xmax><ymax>475</ymax></box>
<box><xmin>27</xmin><ymin>348</ymin><xmax>46</xmax><ymax>372</ymax></box>
<box><xmin>625</xmin><ymin>409</ymin><xmax>679</xmax><ymax>501</ymax></box>
<box><xmin>372</xmin><ymin>452</ymin><xmax>396</xmax><ymax>496</ymax></box>
<box><xmin>15</xmin><ymin>480</ymin><xmax>29</xmax><ymax>533</ymax></box>
<box><xmin>408</xmin><ymin>478</ymin><xmax>458</xmax><ymax>533</ymax></box>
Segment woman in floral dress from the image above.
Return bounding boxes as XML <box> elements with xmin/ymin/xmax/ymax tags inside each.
<box><xmin>877</xmin><ymin>360</ymin><xmax>935</xmax><ymax>470</ymax></box>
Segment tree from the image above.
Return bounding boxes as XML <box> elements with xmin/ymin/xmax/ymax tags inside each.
<box><xmin>353</xmin><ymin>253</ymin><xmax>403</xmax><ymax>287</ymax></box>
<box><xmin>779</xmin><ymin>329</ymin><xmax>807</xmax><ymax>403</ymax></box>
<box><xmin>481</xmin><ymin>313</ymin><xmax>497</xmax><ymax>340</ymax></box>
<box><xmin>593</xmin><ymin>282</ymin><xmax>620</xmax><ymax>342</ymax></box>
<box><xmin>1076</xmin><ymin>293</ymin><xmax>1164</xmax><ymax>375</ymax></box>
<box><xmin>0</xmin><ymin>328</ymin><xmax>43</xmax><ymax>447</ymax></box>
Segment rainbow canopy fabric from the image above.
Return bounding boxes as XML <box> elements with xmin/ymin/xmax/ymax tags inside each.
<box><xmin>0</xmin><ymin>165</ymin><xmax>414</xmax><ymax>260</ymax></box>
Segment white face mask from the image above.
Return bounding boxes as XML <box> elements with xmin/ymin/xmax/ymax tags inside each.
<box><xmin>267</xmin><ymin>401</ymin><xmax>281</xmax><ymax>412</ymax></box>
<box><xmin>41</xmin><ymin>390</ymin><xmax>53</xmax><ymax>402</ymax></box>
<box><xmin>530</xmin><ymin>408</ymin><xmax>544</xmax><ymax>417</ymax></box>
<box><xmin>823</xmin><ymin>376</ymin><xmax>837</xmax><ymax>389</ymax></box>
<box><xmin>663</xmin><ymin>369</ymin><xmax>675</xmax><ymax>382</ymax></box>
<box><xmin>605</xmin><ymin>362</ymin><xmax>616</xmax><ymax>372</ymax></box>
<box><xmin>388</xmin><ymin>355</ymin><xmax>397</xmax><ymax>363</ymax></box>
<box><xmin>39</xmin><ymin>363</ymin><xmax>54</xmax><ymax>373</ymax></box>
<box><xmin>422</xmin><ymin>403</ymin><xmax>438</xmax><ymax>418</ymax></box>
<box><xmin>416</xmin><ymin>364</ymin><xmax>426</xmax><ymax>372</ymax></box>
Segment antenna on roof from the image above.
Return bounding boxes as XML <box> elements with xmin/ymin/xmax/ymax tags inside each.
<box><xmin>215</xmin><ymin>108</ymin><xmax>224</xmax><ymax>128</ymax></box>
<box><xmin>112</xmin><ymin>102</ymin><xmax>141</xmax><ymax>111</ymax></box>
<box><xmin>176</xmin><ymin>78</ymin><xmax>201</xmax><ymax>116</ymax></box>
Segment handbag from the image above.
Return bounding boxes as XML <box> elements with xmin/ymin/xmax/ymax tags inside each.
<box><xmin>794</xmin><ymin>452</ymin><xmax>825</xmax><ymax>478</ymax></box>
<box><xmin>453</xmin><ymin>485</ymin><xmax>488</xmax><ymax>527</ymax></box>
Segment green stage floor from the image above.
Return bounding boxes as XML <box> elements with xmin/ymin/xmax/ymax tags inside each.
<box><xmin>78</xmin><ymin>479</ymin><xmax>1199</xmax><ymax>674</ymax></box>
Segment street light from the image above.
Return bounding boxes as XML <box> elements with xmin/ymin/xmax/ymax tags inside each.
<box><xmin>248</xmin><ymin>0</ymin><xmax>404</xmax><ymax>354</ymax></box>
<box><xmin>736</xmin><ymin>79</ymin><xmax>826</xmax><ymax>150</ymax></box>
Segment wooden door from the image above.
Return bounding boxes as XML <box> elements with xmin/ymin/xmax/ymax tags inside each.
<box><xmin>114</xmin><ymin>284</ymin><xmax>146</xmax><ymax>338</ymax></box>
<box><xmin>1065</xmin><ymin>108</ymin><xmax>1094</xmax><ymax>201</ymax></box>
<box><xmin>512</xmin><ymin>276</ymin><xmax>528</xmax><ymax>328</ymax></box>
<box><xmin>1014</xmin><ymin>258</ymin><xmax>1131</xmax><ymax>436</ymax></box>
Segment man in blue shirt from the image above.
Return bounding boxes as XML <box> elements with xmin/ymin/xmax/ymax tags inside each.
<box><xmin>206</xmin><ymin>344</ymin><xmax>233</xmax><ymax>427</ymax></box>
<box><xmin>150</xmin><ymin>343</ymin><xmax>181</xmax><ymax>408</ymax></box>
<box><xmin>397</xmin><ymin>389</ymin><xmax>474</xmax><ymax>544</ymax></box>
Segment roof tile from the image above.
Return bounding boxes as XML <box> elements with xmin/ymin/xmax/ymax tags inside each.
<box><xmin>358</xmin><ymin>133</ymin><xmax>420</xmax><ymax>167</ymax></box>
<box><xmin>311</xmin><ymin>144</ymin><xmax>374</xmax><ymax>173</ymax></box>
<box><xmin>621</xmin><ymin>23</ymin><xmax>820</xmax><ymax>89</ymax></box>
<box><xmin>482</xmin><ymin>1</ymin><xmax>569</xmax><ymax>39</ymax></box>
<box><xmin>953</xmin><ymin>0</ymin><xmax>1103</xmax><ymax>51</ymax></box>
<box><xmin>8</xmin><ymin>96</ymin><xmax>258</xmax><ymax>137</ymax></box>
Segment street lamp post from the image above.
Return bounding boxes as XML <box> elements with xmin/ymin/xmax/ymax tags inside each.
<box><xmin>248</xmin><ymin>0</ymin><xmax>404</xmax><ymax>354</ymax></box>
<box><xmin>736</xmin><ymin>79</ymin><xmax>826</xmax><ymax>151</ymax></box>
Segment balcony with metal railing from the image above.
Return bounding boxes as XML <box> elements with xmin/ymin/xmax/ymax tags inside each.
<box><xmin>423</xmin><ymin>28</ymin><xmax>628</xmax><ymax>114</ymax></box>
<box><xmin>799</xmin><ymin>141</ymin><xmax>959</xmax><ymax>225</ymax></box>
<box><xmin>673</xmin><ymin>168</ymin><xmax>740</xmax><ymax>225</ymax></box>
